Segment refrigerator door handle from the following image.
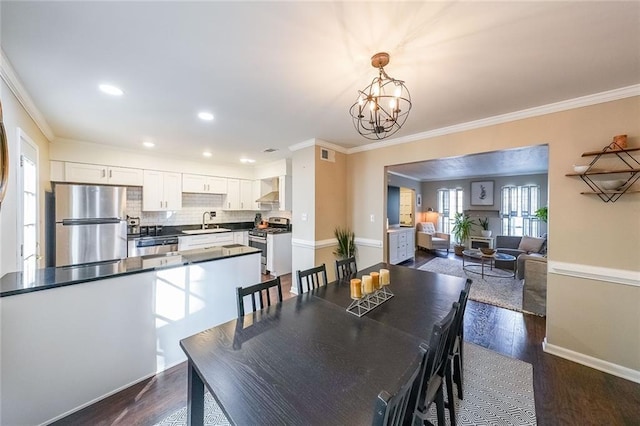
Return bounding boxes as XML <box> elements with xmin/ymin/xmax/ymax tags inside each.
<box><xmin>61</xmin><ymin>218</ymin><xmax>122</xmax><ymax>225</ymax></box>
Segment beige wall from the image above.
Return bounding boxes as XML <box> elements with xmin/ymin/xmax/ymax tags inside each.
<box><xmin>346</xmin><ymin>96</ymin><xmax>640</xmax><ymax>373</ymax></box>
<box><xmin>291</xmin><ymin>144</ymin><xmax>348</xmax><ymax>284</ymax></box>
<box><xmin>0</xmin><ymin>79</ymin><xmax>51</xmax><ymax>275</ymax></box>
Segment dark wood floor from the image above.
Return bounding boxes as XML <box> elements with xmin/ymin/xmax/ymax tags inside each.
<box><xmin>53</xmin><ymin>250</ymin><xmax>640</xmax><ymax>426</ymax></box>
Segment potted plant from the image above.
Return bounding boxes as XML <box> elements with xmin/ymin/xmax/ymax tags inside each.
<box><xmin>334</xmin><ymin>227</ymin><xmax>356</xmax><ymax>259</ymax></box>
<box><xmin>534</xmin><ymin>206</ymin><xmax>548</xmax><ymax>223</ymax></box>
<box><xmin>477</xmin><ymin>217</ymin><xmax>491</xmax><ymax>237</ymax></box>
<box><xmin>451</xmin><ymin>213</ymin><xmax>473</xmax><ymax>256</ymax></box>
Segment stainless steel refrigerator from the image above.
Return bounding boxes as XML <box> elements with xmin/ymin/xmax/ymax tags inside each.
<box><xmin>55</xmin><ymin>184</ymin><xmax>127</xmax><ymax>267</ymax></box>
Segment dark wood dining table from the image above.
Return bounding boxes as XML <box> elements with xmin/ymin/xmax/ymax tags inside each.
<box><xmin>180</xmin><ymin>262</ymin><xmax>468</xmax><ymax>425</ymax></box>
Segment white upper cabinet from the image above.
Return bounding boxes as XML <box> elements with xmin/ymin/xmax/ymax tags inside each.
<box><xmin>63</xmin><ymin>162</ymin><xmax>143</xmax><ymax>186</ymax></box>
<box><xmin>182</xmin><ymin>174</ymin><xmax>227</xmax><ymax>194</ymax></box>
<box><xmin>278</xmin><ymin>175</ymin><xmax>292</xmax><ymax>211</ymax></box>
<box><xmin>224</xmin><ymin>179</ymin><xmax>258</xmax><ymax>210</ymax></box>
<box><xmin>143</xmin><ymin>170</ymin><xmax>182</xmax><ymax>211</ymax></box>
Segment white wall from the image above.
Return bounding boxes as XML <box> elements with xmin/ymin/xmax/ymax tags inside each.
<box><xmin>0</xmin><ymin>253</ymin><xmax>260</xmax><ymax>425</ymax></box>
<box><xmin>0</xmin><ymin>79</ymin><xmax>51</xmax><ymax>276</ymax></box>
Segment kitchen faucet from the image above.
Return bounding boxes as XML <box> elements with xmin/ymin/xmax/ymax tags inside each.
<box><xmin>202</xmin><ymin>211</ymin><xmax>210</xmax><ymax>229</ymax></box>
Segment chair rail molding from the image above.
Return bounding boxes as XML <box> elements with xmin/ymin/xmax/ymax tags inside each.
<box><xmin>548</xmin><ymin>260</ymin><xmax>640</xmax><ymax>287</ymax></box>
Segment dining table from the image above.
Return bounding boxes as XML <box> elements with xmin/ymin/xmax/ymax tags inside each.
<box><xmin>180</xmin><ymin>262</ymin><xmax>469</xmax><ymax>425</ymax></box>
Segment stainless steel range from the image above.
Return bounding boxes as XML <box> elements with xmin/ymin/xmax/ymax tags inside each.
<box><xmin>248</xmin><ymin>217</ymin><xmax>291</xmax><ymax>274</ymax></box>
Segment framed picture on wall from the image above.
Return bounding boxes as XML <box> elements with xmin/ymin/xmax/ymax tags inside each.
<box><xmin>417</xmin><ymin>194</ymin><xmax>422</xmax><ymax>207</ymax></box>
<box><xmin>470</xmin><ymin>181</ymin><xmax>494</xmax><ymax>206</ymax></box>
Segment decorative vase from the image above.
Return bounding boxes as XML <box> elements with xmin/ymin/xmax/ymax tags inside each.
<box><xmin>481</xmin><ymin>230</ymin><xmax>492</xmax><ymax>237</ymax></box>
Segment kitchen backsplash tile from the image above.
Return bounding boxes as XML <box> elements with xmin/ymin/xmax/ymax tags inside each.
<box><xmin>126</xmin><ymin>188</ymin><xmax>290</xmax><ymax>226</ymax></box>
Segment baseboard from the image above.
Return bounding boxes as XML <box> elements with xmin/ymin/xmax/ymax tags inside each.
<box><xmin>542</xmin><ymin>338</ymin><xmax>640</xmax><ymax>384</ymax></box>
<box><xmin>41</xmin><ymin>359</ymin><xmax>186</xmax><ymax>425</ymax></box>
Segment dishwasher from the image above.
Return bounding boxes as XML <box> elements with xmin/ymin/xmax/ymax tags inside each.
<box><xmin>127</xmin><ymin>236</ymin><xmax>179</xmax><ymax>257</ymax></box>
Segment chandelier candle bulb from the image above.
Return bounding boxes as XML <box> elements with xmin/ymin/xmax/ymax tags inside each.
<box><xmin>362</xmin><ymin>275</ymin><xmax>374</xmax><ymax>294</ymax></box>
<box><xmin>350</xmin><ymin>278</ymin><xmax>362</xmax><ymax>299</ymax></box>
<box><xmin>371</xmin><ymin>272</ymin><xmax>380</xmax><ymax>290</ymax></box>
<box><xmin>379</xmin><ymin>269</ymin><xmax>390</xmax><ymax>286</ymax></box>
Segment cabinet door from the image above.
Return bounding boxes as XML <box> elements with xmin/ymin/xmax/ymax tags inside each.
<box><xmin>143</xmin><ymin>170</ymin><xmax>164</xmax><ymax>211</ymax></box>
<box><xmin>64</xmin><ymin>162</ymin><xmax>108</xmax><ymax>184</ymax></box>
<box><xmin>108</xmin><ymin>166</ymin><xmax>143</xmax><ymax>186</ymax></box>
<box><xmin>388</xmin><ymin>233</ymin><xmax>399</xmax><ymax>264</ymax></box>
<box><xmin>234</xmin><ymin>231</ymin><xmax>248</xmax><ymax>246</ymax></box>
<box><xmin>278</xmin><ymin>175</ymin><xmax>292</xmax><ymax>211</ymax></box>
<box><xmin>225</xmin><ymin>179</ymin><xmax>240</xmax><ymax>210</ymax></box>
<box><xmin>182</xmin><ymin>174</ymin><xmax>208</xmax><ymax>193</ymax></box>
<box><xmin>163</xmin><ymin>172</ymin><xmax>182</xmax><ymax>210</ymax></box>
<box><xmin>239</xmin><ymin>179</ymin><xmax>254</xmax><ymax>210</ymax></box>
<box><xmin>207</xmin><ymin>177</ymin><xmax>227</xmax><ymax>194</ymax></box>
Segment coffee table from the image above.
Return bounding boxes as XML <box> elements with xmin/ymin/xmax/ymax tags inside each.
<box><xmin>462</xmin><ymin>249</ymin><xmax>516</xmax><ymax>279</ymax></box>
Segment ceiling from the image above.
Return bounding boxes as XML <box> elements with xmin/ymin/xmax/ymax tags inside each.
<box><xmin>1</xmin><ymin>1</ymin><xmax>639</xmax><ymax>172</ymax></box>
<box><xmin>388</xmin><ymin>145</ymin><xmax>549</xmax><ymax>182</ymax></box>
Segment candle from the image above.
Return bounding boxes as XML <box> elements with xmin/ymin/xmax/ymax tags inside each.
<box><xmin>379</xmin><ymin>269</ymin><xmax>390</xmax><ymax>286</ymax></box>
<box><xmin>350</xmin><ymin>278</ymin><xmax>362</xmax><ymax>299</ymax></box>
<box><xmin>362</xmin><ymin>275</ymin><xmax>373</xmax><ymax>294</ymax></box>
<box><xmin>371</xmin><ymin>272</ymin><xmax>380</xmax><ymax>290</ymax></box>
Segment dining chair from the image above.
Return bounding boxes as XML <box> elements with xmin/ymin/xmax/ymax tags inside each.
<box><xmin>236</xmin><ymin>277</ymin><xmax>283</xmax><ymax>317</ymax></box>
<box><xmin>411</xmin><ymin>302</ymin><xmax>459</xmax><ymax>426</ymax></box>
<box><xmin>372</xmin><ymin>344</ymin><xmax>427</xmax><ymax>426</ymax></box>
<box><xmin>335</xmin><ymin>256</ymin><xmax>357</xmax><ymax>280</ymax></box>
<box><xmin>296</xmin><ymin>264</ymin><xmax>328</xmax><ymax>294</ymax></box>
<box><xmin>448</xmin><ymin>279</ymin><xmax>472</xmax><ymax>401</ymax></box>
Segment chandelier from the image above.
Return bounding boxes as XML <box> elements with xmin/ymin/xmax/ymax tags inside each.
<box><xmin>349</xmin><ymin>52</ymin><xmax>412</xmax><ymax>140</ymax></box>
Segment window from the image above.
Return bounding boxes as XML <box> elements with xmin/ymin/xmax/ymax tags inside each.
<box><xmin>18</xmin><ymin>129</ymin><xmax>39</xmax><ymax>285</ymax></box>
<box><xmin>437</xmin><ymin>188</ymin><xmax>463</xmax><ymax>233</ymax></box>
<box><xmin>500</xmin><ymin>184</ymin><xmax>540</xmax><ymax>236</ymax></box>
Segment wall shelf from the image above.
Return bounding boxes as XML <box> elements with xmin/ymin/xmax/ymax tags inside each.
<box><xmin>566</xmin><ymin>144</ymin><xmax>640</xmax><ymax>203</ymax></box>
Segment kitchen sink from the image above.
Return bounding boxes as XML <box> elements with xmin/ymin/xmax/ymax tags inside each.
<box><xmin>182</xmin><ymin>228</ymin><xmax>231</xmax><ymax>235</ymax></box>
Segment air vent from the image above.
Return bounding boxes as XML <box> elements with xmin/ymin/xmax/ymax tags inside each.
<box><xmin>263</xmin><ymin>148</ymin><xmax>278</xmax><ymax>153</ymax></box>
<box><xmin>320</xmin><ymin>148</ymin><xmax>335</xmax><ymax>162</ymax></box>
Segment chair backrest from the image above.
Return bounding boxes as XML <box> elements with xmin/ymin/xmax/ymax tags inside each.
<box><xmin>236</xmin><ymin>277</ymin><xmax>283</xmax><ymax>317</ymax></box>
<box><xmin>335</xmin><ymin>257</ymin><xmax>357</xmax><ymax>280</ymax></box>
<box><xmin>453</xmin><ymin>280</ymin><xmax>472</xmax><ymax>341</ymax></box>
<box><xmin>372</xmin><ymin>346</ymin><xmax>426</xmax><ymax>426</ymax></box>
<box><xmin>413</xmin><ymin>302</ymin><xmax>458</xmax><ymax>415</ymax></box>
<box><xmin>296</xmin><ymin>264</ymin><xmax>328</xmax><ymax>294</ymax></box>
<box><xmin>418</xmin><ymin>222</ymin><xmax>436</xmax><ymax>234</ymax></box>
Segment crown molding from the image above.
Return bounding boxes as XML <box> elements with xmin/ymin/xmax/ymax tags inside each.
<box><xmin>289</xmin><ymin>138</ymin><xmax>348</xmax><ymax>154</ymax></box>
<box><xmin>0</xmin><ymin>49</ymin><xmax>55</xmax><ymax>141</ymax></box>
<box><xmin>347</xmin><ymin>84</ymin><xmax>640</xmax><ymax>155</ymax></box>
<box><xmin>387</xmin><ymin>170</ymin><xmax>422</xmax><ymax>182</ymax></box>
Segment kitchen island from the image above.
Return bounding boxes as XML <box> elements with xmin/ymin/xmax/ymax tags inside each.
<box><xmin>0</xmin><ymin>245</ymin><xmax>260</xmax><ymax>426</ymax></box>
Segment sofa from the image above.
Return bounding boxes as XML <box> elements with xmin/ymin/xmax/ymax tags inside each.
<box><xmin>495</xmin><ymin>235</ymin><xmax>547</xmax><ymax>316</ymax></box>
<box><xmin>494</xmin><ymin>235</ymin><xmax>546</xmax><ymax>272</ymax></box>
<box><xmin>416</xmin><ymin>222</ymin><xmax>450</xmax><ymax>253</ymax></box>
<box><xmin>520</xmin><ymin>254</ymin><xmax>547</xmax><ymax>316</ymax></box>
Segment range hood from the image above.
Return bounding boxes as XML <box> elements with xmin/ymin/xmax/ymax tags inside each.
<box><xmin>256</xmin><ymin>190</ymin><xmax>279</xmax><ymax>203</ymax></box>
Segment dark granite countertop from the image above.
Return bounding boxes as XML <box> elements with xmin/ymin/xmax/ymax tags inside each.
<box><xmin>0</xmin><ymin>244</ymin><xmax>260</xmax><ymax>298</ymax></box>
<box><xmin>127</xmin><ymin>221</ymin><xmax>254</xmax><ymax>240</ymax></box>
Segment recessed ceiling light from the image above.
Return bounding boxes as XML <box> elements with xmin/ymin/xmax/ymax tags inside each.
<box><xmin>142</xmin><ymin>141</ymin><xmax>155</xmax><ymax>148</ymax></box>
<box><xmin>198</xmin><ymin>112</ymin><xmax>214</xmax><ymax>121</ymax></box>
<box><xmin>203</xmin><ymin>151</ymin><xmax>212</xmax><ymax>157</ymax></box>
<box><xmin>99</xmin><ymin>84</ymin><xmax>124</xmax><ymax>96</ymax></box>
<box><xmin>240</xmin><ymin>158</ymin><xmax>255</xmax><ymax>164</ymax></box>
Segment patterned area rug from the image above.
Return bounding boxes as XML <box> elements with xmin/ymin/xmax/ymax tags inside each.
<box><xmin>418</xmin><ymin>257</ymin><xmax>525</xmax><ymax>313</ymax></box>
<box><xmin>154</xmin><ymin>343</ymin><xmax>536</xmax><ymax>426</ymax></box>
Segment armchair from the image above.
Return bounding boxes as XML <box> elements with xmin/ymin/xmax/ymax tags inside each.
<box><xmin>416</xmin><ymin>222</ymin><xmax>450</xmax><ymax>253</ymax></box>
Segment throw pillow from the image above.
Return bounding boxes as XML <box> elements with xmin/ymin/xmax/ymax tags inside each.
<box><xmin>518</xmin><ymin>236</ymin><xmax>546</xmax><ymax>253</ymax></box>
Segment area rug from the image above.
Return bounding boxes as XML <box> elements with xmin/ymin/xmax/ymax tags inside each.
<box><xmin>153</xmin><ymin>343</ymin><xmax>536</xmax><ymax>426</ymax></box>
<box><xmin>418</xmin><ymin>257</ymin><xmax>525</xmax><ymax>313</ymax></box>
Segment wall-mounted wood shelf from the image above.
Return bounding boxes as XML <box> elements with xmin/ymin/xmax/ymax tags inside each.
<box><xmin>566</xmin><ymin>145</ymin><xmax>639</xmax><ymax>203</ymax></box>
